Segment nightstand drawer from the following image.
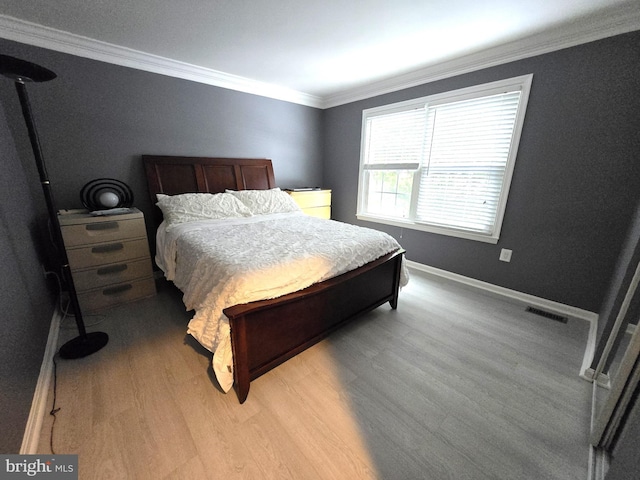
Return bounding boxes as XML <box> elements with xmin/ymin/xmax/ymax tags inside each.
<box><xmin>303</xmin><ymin>206</ymin><xmax>331</xmax><ymax>219</ymax></box>
<box><xmin>287</xmin><ymin>190</ymin><xmax>331</xmax><ymax>209</ymax></box>
<box><xmin>287</xmin><ymin>190</ymin><xmax>331</xmax><ymax>219</ymax></box>
<box><xmin>61</xmin><ymin>217</ymin><xmax>147</xmax><ymax>246</ymax></box>
<box><xmin>71</xmin><ymin>258</ymin><xmax>154</xmax><ymax>291</ymax></box>
<box><xmin>67</xmin><ymin>238</ymin><xmax>151</xmax><ymax>269</ymax></box>
<box><xmin>78</xmin><ymin>276</ymin><xmax>156</xmax><ymax>313</ymax></box>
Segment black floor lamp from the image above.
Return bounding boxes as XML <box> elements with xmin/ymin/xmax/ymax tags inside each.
<box><xmin>0</xmin><ymin>54</ymin><xmax>108</xmax><ymax>359</ymax></box>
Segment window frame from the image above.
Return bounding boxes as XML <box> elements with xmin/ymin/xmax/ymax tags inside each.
<box><xmin>356</xmin><ymin>74</ymin><xmax>533</xmax><ymax>244</ymax></box>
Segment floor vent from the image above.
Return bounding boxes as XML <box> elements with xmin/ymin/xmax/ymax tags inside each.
<box><xmin>526</xmin><ymin>306</ymin><xmax>568</xmax><ymax>323</ymax></box>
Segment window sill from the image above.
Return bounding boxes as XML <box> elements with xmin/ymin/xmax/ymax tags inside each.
<box><xmin>356</xmin><ymin>214</ymin><xmax>500</xmax><ymax>244</ymax></box>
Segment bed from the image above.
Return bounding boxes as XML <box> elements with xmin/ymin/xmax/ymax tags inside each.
<box><xmin>143</xmin><ymin>155</ymin><xmax>407</xmax><ymax>403</ymax></box>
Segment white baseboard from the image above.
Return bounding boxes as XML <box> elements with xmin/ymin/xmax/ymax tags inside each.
<box><xmin>581</xmin><ymin>367</ymin><xmax>611</xmax><ymax>388</ymax></box>
<box><xmin>405</xmin><ymin>260</ymin><xmax>599</xmax><ymax>379</ymax></box>
<box><xmin>20</xmin><ymin>307</ymin><xmax>61</xmax><ymax>454</ymax></box>
<box><xmin>581</xmin><ymin>318</ymin><xmax>601</xmax><ymax>384</ymax></box>
<box><xmin>589</xmin><ymin>380</ymin><xmax>610</xmax><ymax>480</ymax></box>
<box><xmin>583</xmin><ymin>324</ymin><xmax>637</xmax><ymax>386</ymax></box>
<box><xmin>589</xmin><ymin>445</ymin><xmax>609</xmax><ymax>480</ymax></box>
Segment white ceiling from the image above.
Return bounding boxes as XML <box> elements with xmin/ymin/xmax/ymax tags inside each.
<box><xmin>0</xmin><ymin>0</ymin><xmax>639</xmax><ymax>108</ymax></box>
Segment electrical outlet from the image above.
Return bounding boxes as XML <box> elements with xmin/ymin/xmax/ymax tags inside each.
<box><xmin>499</xmin><ymin>248</ymin><xmax>512</xmax><ymax>262</ymax></box>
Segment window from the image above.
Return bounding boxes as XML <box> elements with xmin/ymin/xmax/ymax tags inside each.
<box><xmin>357</xmin><ymin>75</ymin><xmax>532</xmax><ymax>244</ymax></box>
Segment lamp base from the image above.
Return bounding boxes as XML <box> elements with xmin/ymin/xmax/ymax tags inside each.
<box><xmin>58</xmin><ymin>332</ymin><xmax>109</xmax><ymax>359</ymax></box>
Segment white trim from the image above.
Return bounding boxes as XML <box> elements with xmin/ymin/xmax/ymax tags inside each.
<box><xmin>0</xmin><ymin>15</ymin><xmax>323</xmax><ymax>108</ymax></box>
<box><xmin>583</xmin><ymin>367</ymin><xmax>611</xmax><ymax>388</ymax></box>
<box><xmin>580</xmin><ymin>310</ymin><xmax>602</xmax><ymax>383</ymax></box>
<box><xmin>406</xmin><ymin>260</ymin><xmax>598</xmax><ymax>322</ymax></box>
<box><xmin>591</xmin><ymin>261</ymin><xmax>640</xmax><ymax>385</ymax></box>
<box><xmin>322</xmin><ymin>4</ymin><xmax>640</xmax><ymax>108</ymax></box>
<box><xmin>587</xmin><ymin>324</ymin><xmax>640</xmax><ymax>385</ymax></box>
<box><xmin>626</xmin><ymin>322</ymin><xmax>637</xmax><ymax>335</ymax></box>
<box><xmin>589</xmin><ymin>443</ymin><xmax>610</xmax><ymax>480</ymax></box>
<box><xmin>590</xmin><ymin>273</ymin><xmax>640</xmax><ymax>448</ymax></box>
<box><xmin>588</xmin><ymin>381</ymin><xmax>610</xmax><ymax>480</ymax></box>
<box><xmin>1</xmin><ymin>7</ymin><xmax>639</xmax><ymax>109</ymax></box>
<box><xmin>356</xmin><ymin>75</ymin><xmax>533</xmax><ymax>245</ymax></box>
<box><xmin>405</xmin><ymin>260</ymin><xmax>599</xmax><ymax>382</ymax></box>
<box><xmin>20</xmin><ymin>306</ymin><xmax>61</xmax><ymax>454</ymax></box>
<box><xmin>357</xmin><ymin>214</ymin><xmax>501</xmax><ymax>244</ymax></box>
<box><xmin>583</xmin><ymin>367</ymin><xmax>597</xmax><ymax>382</ymax></box>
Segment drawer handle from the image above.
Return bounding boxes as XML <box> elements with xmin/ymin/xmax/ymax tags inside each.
<box><xmin>92</xmin><ymin>243</ymin><xmax>124</xmax><ymax>254</ymax></box>
<box><xmin>103</xmin><ymin>284</ymin><xmax>133</xmax><ymax>296</ymax></box>
<box><xmin>97</xmin><ymin>264</ymin><xmax>128</xmax><ymax>275</ymax></box>
<box><xmin>86</xmin><ymin>222</ymin><xmax>119</xmax><ymax>231</ymax></box>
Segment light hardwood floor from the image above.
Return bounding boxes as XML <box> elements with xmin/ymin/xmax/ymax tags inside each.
<box><xmin>37</xmin><ymin>268</ymin><xmax>593</xmax><ymax>479</ymax></box>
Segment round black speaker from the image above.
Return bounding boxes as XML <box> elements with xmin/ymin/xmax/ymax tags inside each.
<box><xmin>80</xmin><ymin>178</ymin><xmax>133</xmax><ymax>211</ymax></box>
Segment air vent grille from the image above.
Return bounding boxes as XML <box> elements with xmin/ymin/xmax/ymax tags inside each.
<box><xmin>526</xmin><ymin>306</ymin><xmax>568</xmax><ymax>323</ymax></box>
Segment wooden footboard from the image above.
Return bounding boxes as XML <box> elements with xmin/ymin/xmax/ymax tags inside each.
<box><xmin>224</xmin><ymin>249</ymin><xmax>405</xmax><ymax>403</ymax></box>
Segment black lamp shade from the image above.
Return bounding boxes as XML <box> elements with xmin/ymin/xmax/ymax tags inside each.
<box><xmin>0</xmin><ymin>54</ymin><xmax>56</xmax><ymax>83</ymax></box>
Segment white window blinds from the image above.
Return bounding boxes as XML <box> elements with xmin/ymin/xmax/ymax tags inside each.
<box><xmin>357</xmin><ymin>75</ymin><xmax>532</xmax><ymax>243</ymax></box>
<box><xmin>416</xmin><ymin>91</ymin><xmax>522</xmax><ymax>235</ymax></box>
<box><xmin>363</xmin><ymin>107</ymin><xmax>426</xmax><ymax>170</ymax></box>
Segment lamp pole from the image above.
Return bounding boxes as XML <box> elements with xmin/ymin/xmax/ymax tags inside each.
<box><xmin>0</xmin><ymin>54</ymin><xmax>108</xmax><ymax>358</ymax></box>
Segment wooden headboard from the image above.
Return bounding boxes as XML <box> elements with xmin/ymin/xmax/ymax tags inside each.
<box><xmin>143</xmin><ymin>155</ymin><xmax>276</xmax><ymax>201</ymax></box>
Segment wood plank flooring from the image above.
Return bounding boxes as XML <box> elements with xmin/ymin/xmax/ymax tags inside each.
<box><xmin>37</xmin><ymin>268</ymin><xmax>593</xmax><ymax>479</ymax></box>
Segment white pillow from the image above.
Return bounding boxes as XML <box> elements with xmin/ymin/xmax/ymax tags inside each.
<box><xmin>226</xmin><ymin>188</ymin><xmax>301</xmax><ymax>215</ymax></box>
<box><xmin>156</xmin><ymin>192</ymin><xmax>252</xmax><ymax>227</ymax></box>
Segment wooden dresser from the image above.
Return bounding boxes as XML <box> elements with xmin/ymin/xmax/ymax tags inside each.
<box><xmin>58</xmin><ymin>208</ymin><xmax>156</xmax><ymax>313</ymax></box>
<box><xmin>286</xmin><ymin>189</ymin><xmax>331</xmax><ymax>219</ymax></box>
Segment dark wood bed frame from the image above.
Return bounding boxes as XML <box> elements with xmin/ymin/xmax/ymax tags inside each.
<box><xmin>143</xmin><ymin>155</ymin><xmax>405</xmax><ymax>403</ymax></box>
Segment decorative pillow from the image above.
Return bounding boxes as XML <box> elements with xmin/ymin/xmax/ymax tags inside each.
<box><xmin>156</xmin><ymin>192</ymin><xmax>253</xmax><ymax>227</ymax></box>
<box><xmin>226</xmin><ymin>188</ymin><xmax>301</xmax><ymax>215</ymax></box>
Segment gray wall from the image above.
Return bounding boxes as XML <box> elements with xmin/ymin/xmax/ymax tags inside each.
<box><xmin>0</xmin><ymin>39</ymin><xmax>324</xmax><ymax>242</ymax></box>
<box><xmin>323</xmin><ymin>31</ymin><xmax>640</xmax><ymax>315</ymax></box>
<box><xmin>0</xmin><ymin>100</ymin><xmax>54</xmax><ymax>453</ymax></box>
<box><xmin>0</xmin><ymin>38</ymin><xmax>323</xmax><ymax>453</ymax></box>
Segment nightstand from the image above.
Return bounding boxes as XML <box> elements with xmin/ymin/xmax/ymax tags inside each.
<box><xmin>58</xmin><ymin>208</ymin><xmax>156</xmax><ymax>313</ymax></box>
<box><xmin>286</xmin><ymin>189</ymin><xmax>331</xmax><ymax>219</ymax></box>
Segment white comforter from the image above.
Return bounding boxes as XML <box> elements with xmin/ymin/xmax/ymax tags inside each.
<box><xmin>156</xmin><ymin>211</ymin><xmax>409</xmax><ymax>392</ymax></box>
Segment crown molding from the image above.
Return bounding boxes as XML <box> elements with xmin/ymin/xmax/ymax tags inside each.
<box><xmin>0</xmin><ymin>15</ymin><xmax>323</xmax><ymax>108</ymax></box>
<box><xmin>320</xmin><ymin>3</ymin><xmax>640</xmax><ymax>108</ymax></box>
<box><xmin>1</xmin><ymin>6</ymin><xmax>639</xmax><ymax>110</ymax></box>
